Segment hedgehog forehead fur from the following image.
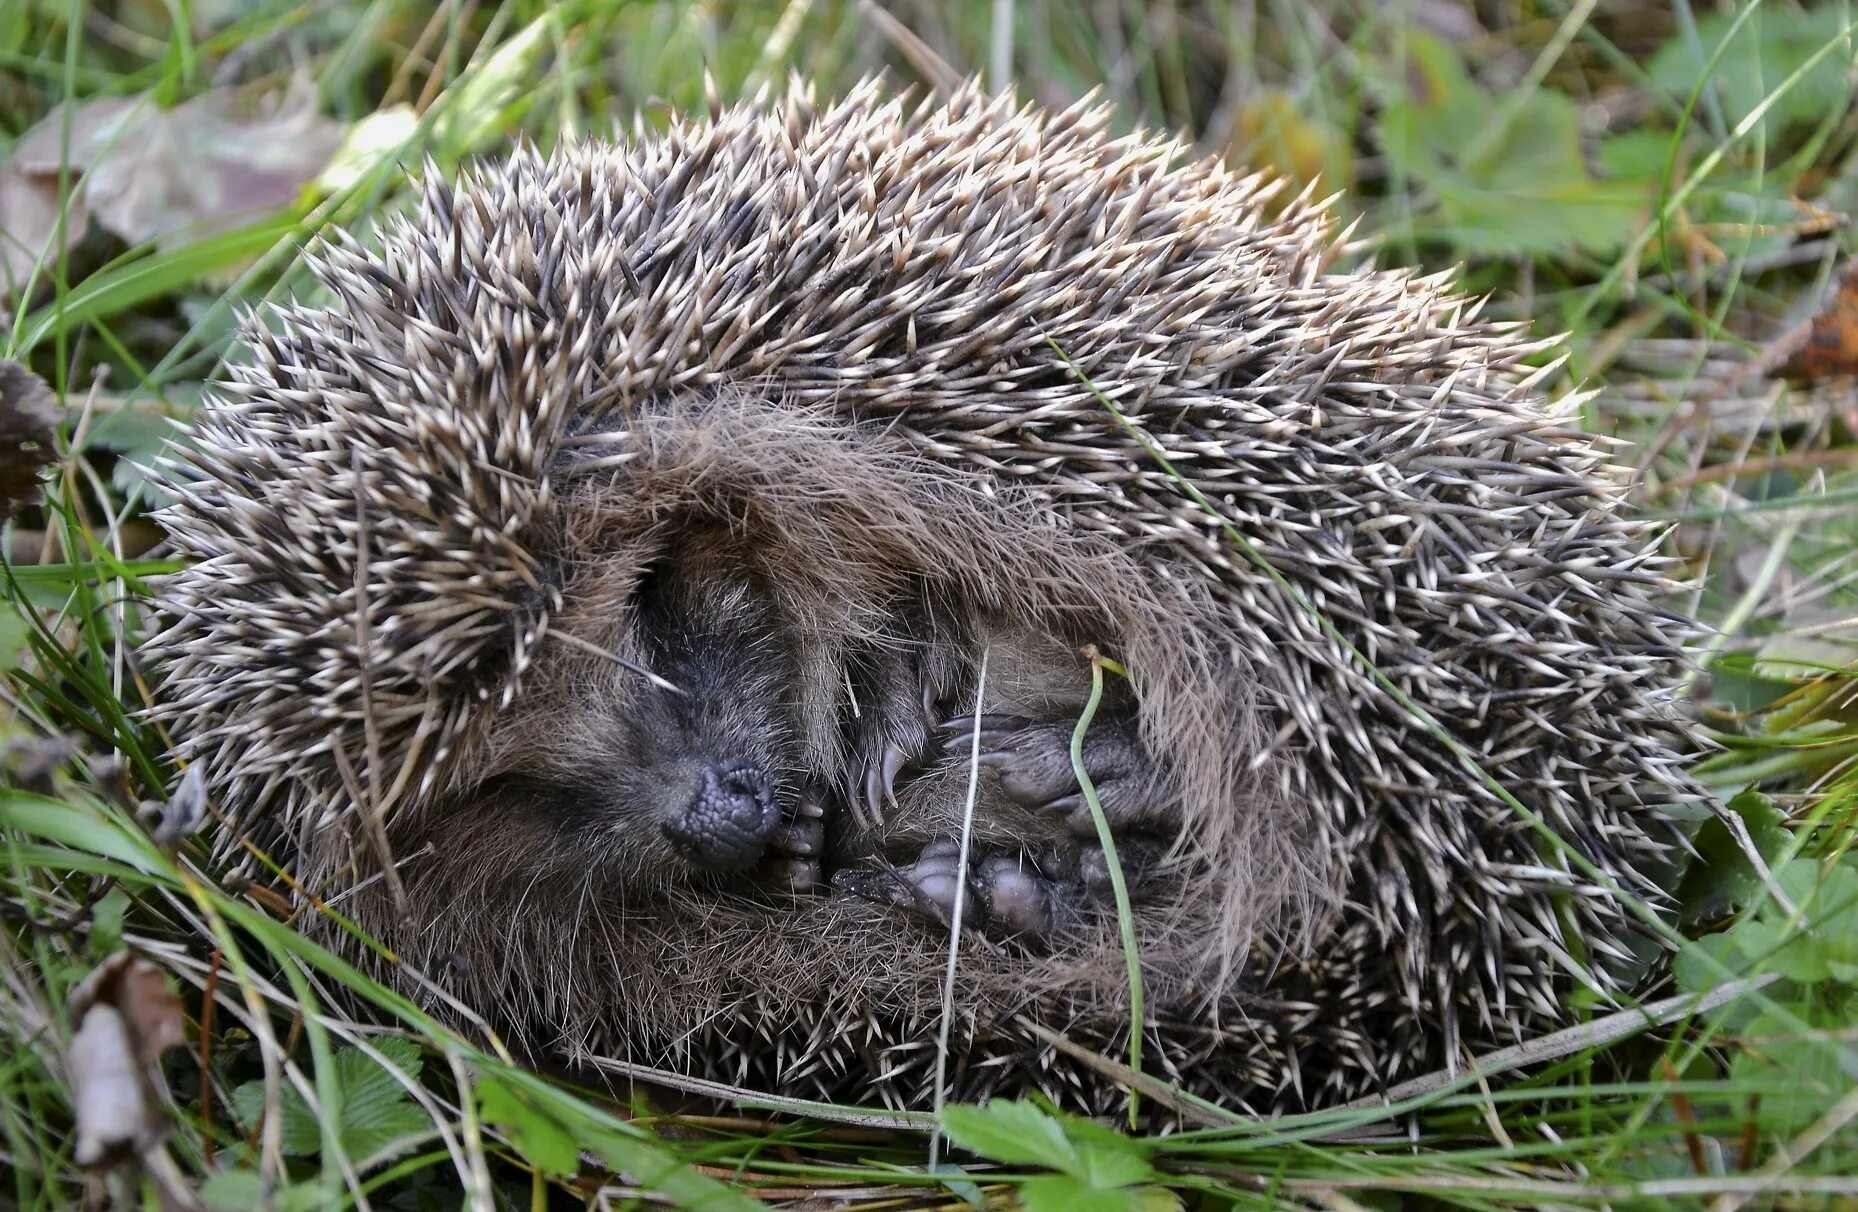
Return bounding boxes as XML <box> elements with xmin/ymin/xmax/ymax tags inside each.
<box><xmin>145</xmin><ymin>77</ymin><xmax>1702</xmax><ymax>1114</ymax></box>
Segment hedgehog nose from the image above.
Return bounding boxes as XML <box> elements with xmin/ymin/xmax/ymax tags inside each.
<box><xmin>661</xmin><ymin>763</ymin><xmax>780</xmax><ymax>871</ymax></box>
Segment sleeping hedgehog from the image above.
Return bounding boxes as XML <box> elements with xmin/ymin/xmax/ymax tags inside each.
<box><xmin>143</xmin><ymin>80</ymin><xmax>1702</xmax><ymax>1116</ymax></box>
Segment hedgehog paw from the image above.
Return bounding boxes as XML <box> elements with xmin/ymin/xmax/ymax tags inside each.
<box><xmin>762</xmin><ymin>785</ymin><xmax>830</xmax><ymax>894</ymax></box>
<box><xmin>935</xmin><ymin>710</ymin><xmax>1174</xmax><ymax>837</ymax></box>
<box><xmin>1067</xmin><ymin>835</ymin><xmax>1167</xmax><ymax>898</ymax></box>
<box><xmin>851</xmin><ymin>655</ymin><xmax>946</xmax><ymax>823</ymax></box>
<box><xmin>831</xmin><ymin>840</ymin><xmax>1077</xmax><ymax>940</ymax></box>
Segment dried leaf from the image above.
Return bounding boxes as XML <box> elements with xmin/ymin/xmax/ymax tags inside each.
<box><xmin>69</xmin><ymin>1003</ymin><xmax>152</xmax><ymax>1167</ymax></box>
<box><xmin>1782</xmin><ymin>259</ymin><xmax>1858</xmax><ymax>384</ymax></box>
<box><xmin>70</xmin><ymin>951</ymin><xmax>186</xmax><ymax>1070</ymax></box>
<box><xmin>76</xmin><ymin>77</ymin><xmax>344</xmax><ymax>248</ymax></box>
<box><xmin>1412</xmin><ymin>0</ymin><xmax>1481</xmax><ymax>42</ymax></box>
<box><xmin>0</xmin><ymin>360</ymin><xmax>58</xmax><ymax>522</ymax></box>
<box><xmin>66</xmin><ymin>952</ymin><xmax>186</xmax><ymax>1169</ymax></box>
<box><xmin>0</xmin><ymin>96</ymin><xmax>136</xmax><ymax>288</ymax></box>
<box><xmin>136</xmin><ymin>763</ymin><xmax>209</xmax><ymax>845</ymax></box>
<box><xmin>316</xmin><ymin>105</ymin><xmax>419</xmax><ymax>194</ymax></box>
<box><xmin>1</xmin><ymin>77</ymin><xmax>342</xmax><ymax>294</ymax></box>
<box><xmin>0</xmin><ymin>161</ymin><xmax>88</xmax><ymax>291</ymax></box>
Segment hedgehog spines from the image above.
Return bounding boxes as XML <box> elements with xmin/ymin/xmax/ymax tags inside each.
<box><xmin>145</xmin><ymin>78</ymin><xmax>1703</xmax><ymax>1115</ymax></box>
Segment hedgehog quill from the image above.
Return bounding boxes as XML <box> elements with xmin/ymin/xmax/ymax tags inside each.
<box><xmin>143</xmin><ymin>80</ymin><xmax>1704</xmax><ymax>1116</ymax></box>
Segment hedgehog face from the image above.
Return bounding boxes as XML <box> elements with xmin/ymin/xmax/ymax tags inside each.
<box><xmin>458</xmin><ymin>526</ymin><xmax>808</xmax><ymax>895</ymax></box>
<box><xmin>616</xmin><ymin>546</ymin><xmax>794</xmax><ymax>872</ymax></box>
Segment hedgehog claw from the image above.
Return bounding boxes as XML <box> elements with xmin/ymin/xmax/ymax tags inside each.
<box><xmin>936</xmin><ymin>714</ymin><xmax>1025</xmax><ymax>754</ymax></box>
<box><xmin>937</xmin><ymin>713</ymin><xmax>1027</xmax><ymax>737</ymax></box>
<box><xmin>860</xmin><ymin>739</ymin><xmax>914</xmax><ymax>821</ymax></box>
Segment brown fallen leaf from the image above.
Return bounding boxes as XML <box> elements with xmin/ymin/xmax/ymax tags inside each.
<box><xmin>75</xmin><ymin>76</ymin><xmax>344</xmax><ymax>249</ymax></box>
<box><xmin>1781</xmin><ymin>258</ymin><xmax>1858</xmax><ymax>384</ymax></box>
<box><xmin>70</xmin><ymin>1002</ymin><xmax>151</xmax><ymax>1168</ymax></box>
<box><xmin>0</xmin><ymin>157</ymin><xmax>89</xmax><ymax>292</ymax></box>
<box><xmin>0</xmin><ymin>360</ymin><xmax>58</xmax><ymax>523</ymax></box>
<box><xmin>0</xmin><ymin>96</ymin><xmax>136</xmax><ymax>290</ymax></box>
<box><xmin>1</xmin><ymin>76</ymin><xmax>344</xmax><ymax>293</ymax></box>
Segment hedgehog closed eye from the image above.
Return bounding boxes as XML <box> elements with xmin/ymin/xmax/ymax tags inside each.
<box><xmin>143</xmin><ymin>78</ymin><xmax>1705</xmax><ymax>1119</ymax></box>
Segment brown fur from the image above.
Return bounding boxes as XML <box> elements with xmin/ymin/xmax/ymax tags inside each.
<box><xmin>321</xmin><ymin>390</ymin><xmax>1317</xmax><ymax>1092</ymax></box>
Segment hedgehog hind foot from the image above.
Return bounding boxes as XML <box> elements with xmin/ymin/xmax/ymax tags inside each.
<box><xmin>936</xmin><ymin>709</ymin><xmax>1176</xmax><ymax>837</ymax></box>
<box><xmin>832</xmin><ymin>840</ymin><xmax>1071</xmax><ymax>939</ymax></box>
<box><xmin>832</xmin><ymin>836</ymin><xmax>1164</xmax><ymax>942</ymax></box>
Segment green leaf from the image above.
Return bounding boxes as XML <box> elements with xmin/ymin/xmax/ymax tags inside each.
<box><xmin>942</xmin><ymin>1099</ymin><xmax>1162</xmax><ymax>1206</ymax></box>
<box><xmin>1714</xmin><ymin>858</ymin><xmax>1858</xmax><ymax>986</ymax></box>
<box><xmin>228</xmin><ymin>1080</ymin><xmax>320</xmax><ymax>1157</ymax></box>
<box><xmin>1020</xmin><ymin>1176</ymin><xmax>1180</xmax><ymax>1212</ymax></box>
<box><xmin>78</xmin><ymin>405</ymin><xmax>186</xmax><ymax>507</ymax></box>
<box><xmin>941</xmin><ymin>1101</ymin><xmax>1079</xmax><ymax>1171</ymax></box>
<box><xmin>229</xmin><ymin>1039</ymin><xmax>427</xmax><ymax>1161</ymax></box>
<box><xmin>1703</xmin><ymin>651</ymin><xmax>1801</xmax><ymax>716</ymax></box>
<box><xmin>476</xmin><ymin>1072</ymin><xmax>581</xmax><ymax>1181</ymax></box>
<box><xmin>1375</xmin><ymin>32</ymin><xmax>1648</xmax><ymax>256</ymax></box>
<box><xmin>580</xmin><ymin>1124</ymin><xmax>768</xmax><ymax>1211</ymax></box>
<box><xmin>0</xmin><ymin>604</ymin><xmax>31</xmax><ymax>673</ymax></box>
<box><xmin>1070</xmin><ymin>1146</ymin><xmax>1160</xmax><ymax>1191</ymax></box>
<box><xmin>926</xmin><ymin>1162</ymin><xmax>987</xmax><ymax>1205</ymax></box>
<box><xmin>1674</xmin><ymin>932</ymin><xmax>1746</xmax><ymax>996</ymax></box>
<box><xmin>1596</xmin><ymin>128</ymin><xmax>1683</xmax><ymax>183</ymax></box>
<box><xmin>1649</xmin><ymin>9</ymin><xmax>1856</xmax><ymax>140</ymax></box>
<box><xmin>1787</xmin><ymin>857</ymin><xmax>1858</xmax><ymax>927</ymax></box>
<box><xmin>1737</xmin><ymin>914</ymin><xmax>1831</xmax><ymax>983</ymax></box>
<box><xmin>325</xmin><ymin>1039</ymin><xmax>427</xmax><ymax>1159</ymax></box>
<box><xmin>1056</xmin><ymin>1116</ymin><xmax>1158</xmax><ymax>1187</ymax></box>
<box><xmin>198</xmin><ymin>1170</ymin><xmax>326</xmax><ymax>1212</ymax></box>
<box><xmin>80</xmin><ymin>407</ymin><xmax>174</xmax><ymax>459</ymax></box>
<box><xmin>1677</xmin><ymin>790</ymin><xmax>1792</xmax><ymax>926</ymax></box>
<box><xmin>1731</xmin><ymin>1012</ymin><xmax>1850</xmax><ymax>1134</ymax></box>
<box><xmin>1377</xmin><ymin>32</ymin><xmax>1487</xmax><ymax>174</ymax></box>
<box><xmin>87</xmin><ymin>886</ymin><xmax>129</xmax><ymax>956</ymax></box>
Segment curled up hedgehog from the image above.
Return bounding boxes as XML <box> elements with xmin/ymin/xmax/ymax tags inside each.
<box><xmin>143</xmin><ymin>80</ymin><xmax>1703</xmax><ymax>1116</ymax></box>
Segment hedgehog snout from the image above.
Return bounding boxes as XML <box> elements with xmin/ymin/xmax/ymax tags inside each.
<box><xmin>660</xmin><ymin>762</ymin><xmax>780</xmax><ymax>870</ymax></box>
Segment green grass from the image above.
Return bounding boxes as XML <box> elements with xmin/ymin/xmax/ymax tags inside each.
<box><xmin>4</xmin><ymin>1</ymin><xmax>1858</xmax><ymax>1207</ymax></box>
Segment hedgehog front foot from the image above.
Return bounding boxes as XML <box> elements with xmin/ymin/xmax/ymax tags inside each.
<box><xmin>852</xmin><ymin>659</ymin><xmax>947</xmax><ymax>823</ymax></box>
<box><xmin>936</xmin><ymin>710</ymin><xmax>1175</xmax><ymax>836</ymax></box>
<box><xmin>761</xmin><ymin>785</ymin><xmax>830</xmax><ymax>894</ymax></box>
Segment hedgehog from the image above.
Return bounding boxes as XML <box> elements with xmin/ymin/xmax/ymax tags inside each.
<box><xmin>142</xmin><ymin>79</ymin><xmax>1703</xmax><ymax>1117</ymax></box>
